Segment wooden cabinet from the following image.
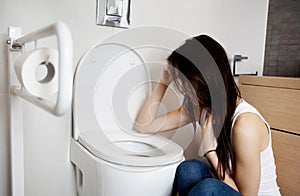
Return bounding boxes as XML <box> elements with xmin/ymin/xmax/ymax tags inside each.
<box><xmin>239</xmin><ymin>75</ymin><xmax>300</xmax><ymax>196</ymax></box>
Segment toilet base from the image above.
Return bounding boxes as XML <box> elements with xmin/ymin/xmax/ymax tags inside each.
<box><xmin>70</xmin><ymin>139</ymin><xmax>183</xmax><ymax>196</ymax></box>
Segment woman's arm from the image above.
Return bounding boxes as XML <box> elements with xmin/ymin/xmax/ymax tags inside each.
<box><xmin>231</xmin><ymin>113</ymin><xmax>268</xmax><ymax>196</ymax></box>
<box><xmin>205</xmin><ymin>151</ymin><xmax>240</xmax><ymax>191</ymax></box>
<box><xmin>201</xmin><ymin>114</ymin><xmax>240</xmax><ymax>191</ymax></box>
<box><xmin>133</xmin><ymin>66</ymin><xmax>191</xmax><ymax>134</ymax></box>
<box><xmin>203</xmin><ymin>112</ymin><xmax>267</xmax><ymax>195</ymax></box>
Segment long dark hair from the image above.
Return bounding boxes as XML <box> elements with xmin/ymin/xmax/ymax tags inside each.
<box><xmin>167</xmin><ymin>34</ymin><xmax>240</xmax><ymax>179</ymax></box>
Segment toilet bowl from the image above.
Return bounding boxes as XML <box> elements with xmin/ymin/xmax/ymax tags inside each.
<box><xmin>70</xmin><ymin>43</ymin><xmax>184</xmax><ymax>196</ymax></box>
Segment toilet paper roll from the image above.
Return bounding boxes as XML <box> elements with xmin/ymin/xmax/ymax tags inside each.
<box><xmin>14</xmin><ymin>47</ymin><xmax>58</xmax><ymax>97</ymax></box>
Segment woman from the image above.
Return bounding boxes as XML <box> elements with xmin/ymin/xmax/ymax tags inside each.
<box><xmin>133</xmin><ymin>35</ymin><xmax>280</xmax><ymax>196</ymax></box>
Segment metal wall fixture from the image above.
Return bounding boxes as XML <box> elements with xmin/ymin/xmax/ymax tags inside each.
<box><xmin>233</xmin><ymin>54</ymin><xmax>258</xmax><ymax>76</ymax></box>
<box><xmin>96</xmin><ymin>0</ymin><xmax>131</xmax><ymax>28</ymax></box>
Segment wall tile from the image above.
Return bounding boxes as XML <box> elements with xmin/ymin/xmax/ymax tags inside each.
<box><xmin>263</xmin><ymin>0</ymin><xmax>300</xmax><ymax>77</ymax></box>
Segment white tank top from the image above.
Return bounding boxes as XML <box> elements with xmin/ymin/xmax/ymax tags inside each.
<box><xmin>231</xmin><ymin>100</ymin><xmax>281</xmax><ymax>196</ymax></box>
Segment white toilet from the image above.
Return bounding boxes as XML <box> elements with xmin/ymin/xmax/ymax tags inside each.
<box><xmin>70</xmin><ymin>43</ymin><xmax>184</xmax><ymax>196</ymax></box>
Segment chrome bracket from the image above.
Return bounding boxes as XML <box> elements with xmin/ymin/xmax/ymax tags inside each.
<box><xmin>7</xmin><ymin>27</ymin><xmax>23</xmax><ymax>51</ymax></box>
<box><xmin>7</xmin><ymin>38</ymin><xmax>23</xmax><ymax>51</ymax></box>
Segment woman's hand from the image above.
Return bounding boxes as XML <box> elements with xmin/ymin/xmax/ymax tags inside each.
<box><xmin>133</xmin><ymin>64</ymin><xmax>191</xmax><ymax>134</ymax></box>
<box><xmin>160</xmin><ymin>65</ymin><xmax>173</xmax><ymax>86</ymax></box>
<box><xmin>199</xmin><ymin>111</ymin><xmax>218</xmax><ymax>156</ymax></box>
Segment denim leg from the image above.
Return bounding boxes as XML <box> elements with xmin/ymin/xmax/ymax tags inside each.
<box><xmin>187</xmin><ymin>178</ymin><xmax>242</xmax><ymax>196</ymax></box>
<box><xmin>173</xmin><ymin>159</ymin><xmax>212</xmax><ymax>196</ymax></box>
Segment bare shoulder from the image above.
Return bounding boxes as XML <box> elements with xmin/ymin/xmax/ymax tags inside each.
<box><xmin>233</xmin><ymin>112</ymin><xmax>266</xmax><ymax>133</ymax></box>
<box><xmin>232</xmin><ymin>113</ymin><xmax>268</xmax><ymax>151</ymax></box>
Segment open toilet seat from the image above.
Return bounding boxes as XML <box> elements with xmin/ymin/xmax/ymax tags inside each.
<box><xmin>78</xmin><ymin>131</ymin><xmax>183</xmax><ymax>167</ymax></box>
<box><xmin>71</xmin><ymin>42</ymin><xmax>185</xmax><ymax>196</ymax></box>
<box><xmin>72</xmin><ymin>42</ymin><xmax>184</xmax><ymax>166</ymax></box>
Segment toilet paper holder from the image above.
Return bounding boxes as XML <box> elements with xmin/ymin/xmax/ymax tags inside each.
<box><xmin>7</xmin><ymin>22</ymin><xmax>73</xmax><ymax>196</ymax></box>
<box><xmin>7</xmin><ymin>22</ymin><xmax>73</xmax><ymax>116</ymax></box>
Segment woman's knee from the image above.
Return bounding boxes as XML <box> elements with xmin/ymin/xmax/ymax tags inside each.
<box><xmin>187</xmin><ymin>178</ymin><xmax>221</xmax><ymax>196</ymax></box>
<box><xmin>176</xmin><ymin>159</ymin><xmax>211</xmax><ymax>180</ymax></box>
<box><xmin>174</xmin><ymin>159</ymin><xmax>212</xmax><ymax>195</ymax></box>
<box><xmin>188</xmin><ymin>178</ymin><xmax>241</xmax><ymax>196</ymax></box>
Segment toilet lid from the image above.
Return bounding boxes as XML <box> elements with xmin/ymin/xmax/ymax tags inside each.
<box><xmin>73</xmin><ymin>43</ymin><xmax>184</xmax><ymax>166</ymax></box>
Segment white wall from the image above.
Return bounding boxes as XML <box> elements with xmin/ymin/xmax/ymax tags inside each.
<box><xmin>0</xmin><ymin>0</ymin><xmax>269</xmax><ymax>195</ymax></box>
<box><xmin>217</xmin><ymin>0</ymin><xmax>269</xmax><ymax>76</ymax></box>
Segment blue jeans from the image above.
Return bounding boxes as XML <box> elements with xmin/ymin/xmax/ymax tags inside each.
<box><xmin>173</xmin><ymin>159</ymin><xmax>242</xmax><ymax>196</ymax></box>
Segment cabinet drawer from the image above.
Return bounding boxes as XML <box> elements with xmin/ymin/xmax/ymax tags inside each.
<box><xmin>272</xmin><ymin>129</ymin><xmax>300</xmax><ymax>195</ymax></box>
